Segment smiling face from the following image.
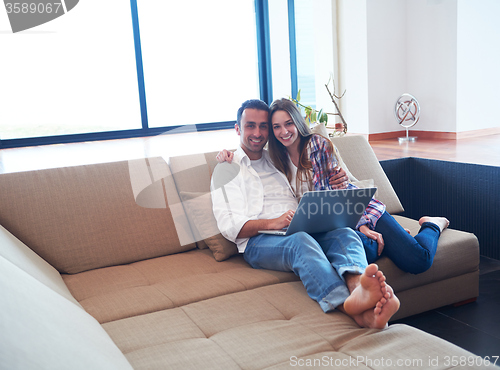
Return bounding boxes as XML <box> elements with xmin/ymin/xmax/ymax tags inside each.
<box><xmin>271</xmin><ymin>110</ymin><xmax>300</xmax><ymax>151</ymax></box>
<box><xmin>236</xmin><ymin>108</ymin><xmax>269</xmax><ymax>160</ymax></box>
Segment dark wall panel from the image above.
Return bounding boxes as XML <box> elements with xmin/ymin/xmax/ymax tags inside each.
<box><xmin>381</xmin><ymin>158</ymin><xmax>500</xmax><ymax>260</ymax></box>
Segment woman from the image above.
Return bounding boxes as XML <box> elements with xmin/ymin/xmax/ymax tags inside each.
<box><xmin>266</xmin><ymin>98</ymin><xmax>449</xmax><ymax>274</ymax></box>
<box><xmin>218</xmin><ymin>98</ymin><xmax>449</xmax><ymax>274</ymax></box>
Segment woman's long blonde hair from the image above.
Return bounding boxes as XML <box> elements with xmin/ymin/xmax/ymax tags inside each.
<box><xmin>268</xmin><ymin>98</ymin><xmax>315</xmax><ymax>191</ymax></box>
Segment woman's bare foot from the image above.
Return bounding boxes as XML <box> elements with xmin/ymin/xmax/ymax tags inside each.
<box><xmin>353</xmin><ymin>285</ymin><xmax>400</xmax><ymax>329</ymax></box>
<box><xmin>419</xmin><ymin>216</ymin><xmax>450</xmax><ymax>232</ymax></box>
<box><xmin>343</xmin><ymin>264</ymin><xmax>389</xmax><ymax>316</ymax></box>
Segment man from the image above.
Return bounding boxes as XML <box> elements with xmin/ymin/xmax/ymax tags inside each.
<box><xmin>211</xmin><ymin>99</ymin><xmax>399</xmax><ymax>328</ymax></box>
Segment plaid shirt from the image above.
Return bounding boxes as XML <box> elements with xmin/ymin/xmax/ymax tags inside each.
<box><xmin>308</xmin><ymin>134</ymin><xmax>386</xmax><ymax>230</ymax></box>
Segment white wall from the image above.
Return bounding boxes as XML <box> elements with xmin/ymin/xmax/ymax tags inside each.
<box><xmin>337</xmin><ymin>0</ymin><xmax>500</xmax><ymax>135</ymax></box>
<box><xmin>456</xmin><ymin>0</ymin><xmax>500</xmax><ymax>132</ymax></box>
<box><xmin>337</xmin><ymin>0</ymin><xmax>370</xmax><ymax>134</ymax></box>
<box><xmin>366</xmin><ymin>0</ymin><xmax>407</xmax><ymax>134</ymax></box>
<box><xmin>406</xmin><ymin>0</ymin><xmax>458</xmax><ymax>133</ymax></box>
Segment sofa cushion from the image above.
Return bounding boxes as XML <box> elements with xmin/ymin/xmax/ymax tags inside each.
<box><xmin>179</xmin><ymin>191</ymin><xmax>238</xmax><ymax>261</ymax></box>
<box><xmin>0</xmin><ymin>257</ymin><xmax>133</xmax><ymax>370</ymax></box>
<box><xmin>66</xmin><ymin>214</ymin><xmax>479</xmax><ymax>324</ymax></box>
<box><xmin>372</xmin><ymin>215</ymin><xmax>480</xmax><ymax>320</ymax></box>
<box><xmin>331</xmin><ymin>135</ymin><xmax>404</xmax><ymax>214</ymax></box>
<box><xmin>62</xmin><ymin>249</ymin><xmax>300</xmax><ymax>323</ymax></box>
<box><xmin>0</xmin><ymin>158</ymin><xmax>196</xmax><ymax>274</ymax></box>
<box><xmin>378</xmin><ymin>215</ymin><xmax>480</xmax><ymax>292</ymax></box>
<box><xmin>168</xmin><ymin>152</ymin><xmax>222</xmax><ymax>249</ymax></box>
<box><xmin>103</xmin><ymin>281</ymin><xmax>483</xmax><ymax>370</ymax></box>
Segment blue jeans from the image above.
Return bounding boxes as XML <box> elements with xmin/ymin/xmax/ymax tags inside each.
<box><xmin>244</xmin><ymin>227</ymin><xmax>367</xmax><ymax>313</ymax></box>
<box><xmin>358</xmin><ymin>211</ymin><xmax>441</xmax><ymax>274</ymax></box>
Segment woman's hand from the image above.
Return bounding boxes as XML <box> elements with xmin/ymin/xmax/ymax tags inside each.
<box><xmin>216</xmin><ymin>149</ymin><xmax>234</xmax><ymax>164</ymax></box>
<box><xmin>359</xmin><ymin>224</ymin><xmax>385</xmax><ymax>256</ymax></box>
<box><xmin>328</xmin><ymin>167</ymin><xmax>349</xmax><ymax>189</ymax></box>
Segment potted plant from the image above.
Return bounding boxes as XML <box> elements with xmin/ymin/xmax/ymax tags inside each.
<box><xmin>289</xmin><ymin>75</ymin><xmax>347</xmax><ymax>137</ymax></box>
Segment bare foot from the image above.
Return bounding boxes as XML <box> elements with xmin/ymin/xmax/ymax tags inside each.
<box><xmin>343</xmin><ymin>264</ymin><xmax>389</xmax><ymax>316</ymax></box>
<box><xmin>419</xmin><ymin>216</ymin><xmax>450</xmax><ymax>232</ymax></box>
<box><xmin>353</xmin><ymin>285</ymin><xmax>400</xmax><ymax>329</ymax></box>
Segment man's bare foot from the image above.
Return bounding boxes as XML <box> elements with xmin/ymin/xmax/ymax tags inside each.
<box><xmin>343</xmin><ymin>264</ymin><xmax>389</xmax><ymax>316</ymax></box>
<box><xmin>353</xmin><ymin>285</ymin><xmax>400</xmax><ymax>329</ymax></box>
<box><xmin>419</xmin><ymin>216</ymin><xmax>450</xmax><ymax>232</ymax></box>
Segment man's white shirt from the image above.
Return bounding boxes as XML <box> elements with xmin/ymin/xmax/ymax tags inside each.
<box><xmin>211</xmin><ymin>147</ymin><xmax>297</xmax><ymax>253</ymax></box>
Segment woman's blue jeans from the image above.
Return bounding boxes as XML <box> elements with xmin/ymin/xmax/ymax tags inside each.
<box><xmin>244</xmin><ymin>227</ymin><xmax>367</xmax><ymax>313</ymax></box>
<box><xmin>357</xmin><ymin>211</ymin><xmax>441</xmax><ymax>274</ymax></box>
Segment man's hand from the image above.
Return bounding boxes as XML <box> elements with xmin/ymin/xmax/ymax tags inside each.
<box><xmin>328</xmin><ymin>167</ymin><xmax>349</xmax><ymax>189</ymax></box>
<box><xmin>270</xmin><ymin>210</ymin><xmax>295</xmax><ymax>230</ymax></box>
<box><xmin>216</xmin><ymin>149</ymin><xmax>234</xmax><ymax>164</ymax></box>
<box><xmin>359</xmin><ymin>224</ymin><xmax>384</xmax><ymax>256</ymax></box>
<box><xmin>237</xmin><ymin>210</ymin><xmax>295</xmax><ymax>239</ymax></box>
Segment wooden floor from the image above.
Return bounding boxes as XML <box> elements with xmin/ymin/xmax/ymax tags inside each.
<box><xmin>369</xmin><ymin>133</ymin><xmax>500</xmax><ymax>167</ymax></box>
<box><xmin>1</xmin><ymin>130</ymin><xmax>499</xmax><ymax>174</ymax></box>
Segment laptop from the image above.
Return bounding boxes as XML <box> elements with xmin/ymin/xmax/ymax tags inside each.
<box><xmin>258</xmin><ymin>187</ymin><xmax>377</xmax><ymax>236</ymax></box>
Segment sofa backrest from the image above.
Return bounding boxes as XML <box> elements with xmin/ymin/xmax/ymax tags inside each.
<box><xmin>168</xmin><ymin>151</ymin><xmax>221</xmax><ymax>250</ymax></box>
<box><xmin>0</xmin><ymin>135</ymin><xmax>402</xmax><ymax>273</ymax></box>
<box><xmin>0</xmin><ymin>158</ymin><xmax>196</xmax><ymax>274</ymax></box>
<box><xmin>331</xmin><ymin>135</ymin><xmax>404</xmax><ymax>214</ymax></box>
<box><xmin>168</xmin><ymin>151</ymin><xmax>220</xmax><ymax>193</ymax></box>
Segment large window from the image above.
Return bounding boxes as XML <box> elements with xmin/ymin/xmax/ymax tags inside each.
<box><xmin>137</xmin><ymin>0</ymin><xmax>259</xmax><ymax>127</ymax></box>
<box><xmin>294</xmin><ymin>0</ymin><xmax>317</xmax><ymax>108</ymax></box>
<box><xmin>0</xmin><ymin>0</ymin><xmax>141</xmax><ymax>140</ymax></box>
<box><xmin>0</xmin><ymin>0</ymin><xmax>337</xmax><ymax>148</ymax></box>
<box><xmin>268</xmin><ymin>0</ymin><xmax>337</xmax><ymax>118</ymax></box>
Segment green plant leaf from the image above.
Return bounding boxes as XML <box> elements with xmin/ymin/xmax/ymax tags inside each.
<box><xmin>296</xmin><ymin>89</ymin><xmax>301</xmax><ymax>102</ymax></box>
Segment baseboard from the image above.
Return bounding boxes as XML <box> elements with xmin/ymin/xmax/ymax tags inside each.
<box><xmin>368</xmin><ymin>131</ymin><xmax>405</xmax><ymax>141</ymax></box>
<box><xmin>367</xmin><ymin>131</ymin><xmax>456</xmax><ymax>141</ymax></box>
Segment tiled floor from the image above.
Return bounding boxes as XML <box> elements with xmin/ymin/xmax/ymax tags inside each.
<box><xmin>394</xmin><ymin>256</ymin><xmax>500</xmax><ymax>360</ymax></box>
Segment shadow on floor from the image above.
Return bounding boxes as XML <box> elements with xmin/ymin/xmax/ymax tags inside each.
<box><xmin>393</xmin><ymin>256</ymin><xmax>500</xmax><ymax>359</ymax></box>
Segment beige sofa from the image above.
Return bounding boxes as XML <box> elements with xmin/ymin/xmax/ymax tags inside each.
<box><xmin>0</xmin><ymin>135</ymin><xmax>489</xmax><ymax>369</ymax></box>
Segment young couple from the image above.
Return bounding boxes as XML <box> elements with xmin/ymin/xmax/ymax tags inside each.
<box><xmin>218</xmin><ymin>98</ymin><xmax>450</xmax><ymax>274</ymax></box>
<box><xmin>211</xmin><ymin>98</ymin><xmax>446</xmax><ymax>329</ymax></box>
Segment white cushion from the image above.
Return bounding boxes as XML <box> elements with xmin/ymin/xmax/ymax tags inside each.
<box><xmin>0</xmin><ymin>225</ymin><xmax>80</xmax><ymax>307</ymax></box>
<box><xmin>0</xmin><ymin>257</ymin><xmax>133</xmax><ymax>370</ymax></box>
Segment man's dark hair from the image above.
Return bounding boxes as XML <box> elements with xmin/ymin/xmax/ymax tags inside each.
<box><xmin>236</xmin><ymin>99</ymin><xmax>270</xmax><ymax>127</ymax></box>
